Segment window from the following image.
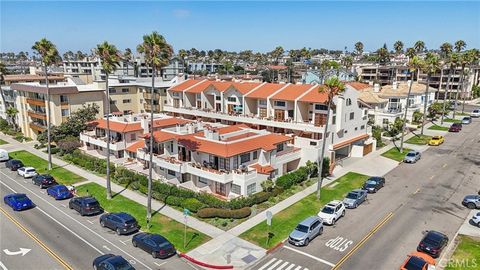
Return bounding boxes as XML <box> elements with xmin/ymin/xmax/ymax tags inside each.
<box><xmin>315</xmin><ymin>104</ymin><xmax>328</xmax><ymax>110</ymax></box>
<box><xmin>274</xmin><ymin>101</ymin><xmax>286</xmax><ymax>107</ymax></box>
<box><xmin>110</xmin><ymin>100</ymin><xmax>117</xmax><ymax>104</ymax></box>
<box><xmin>123</xmin><ymin>99</ymin><xmax>131</xmax><ymax>104</ymax></box>
<box><xmin>240</xmin><ymin>153</ymin><xmax>251</xmax><ymax>163</ymax></box>
<box><xmin>383</xmin><ymin>119</ymin><xmax>389</xmax><ymax>125</ymax></box>
<box><xmin>258</xmin><ymin>100</ymin><xmax>267</xmax><ymax>106</ymax></box>
<box><xmin>349</xmin><ymin>112</ymin><xmax>354</xmax><ymax>120</ymax></box>
<box><xmin>276</xmin><ymin>143</ymin><xmax>284</xmax><ymax>152</ymax></box>
<box><xmin>310</xmin><ymin>141</ymin><xmax>317</xmax><ymax>146</ymax></box>
<box><xmin>61</xmin><ymin>109</ymin><xmax>69</xmax><ymax>117</ymax></box>
<box><xmin>109</xmin><ymin>88</ymin><xmax>116</xmax><ymax>94</ymax></box>
<box><xmin>122</xmin><ymin>88</ymin><xmax>129</xmax><ymax>93</ymax></box>
<box><xmin>231</xmin><ymin>184</ymin><xmax>241</xmax><ymax>195</ymax></box>
<box><xmin>361</xmin><ymin>125</ymin><xmax>365</xmax><ymax>130</ymax></box>
<box><xmin>252</xmin><ymin>151</ymin><xmax>258</xmax><ymax>160</ymax></box>
<box><xmin>247</xmin><ymin>183</ymin><xmax>256</xmax><ymax>195</ymax></box>
<box><xmin>215</xmin><ymin>96</ymin><xmax>221</xmax><ymax>101</ymax></box>
<box><xmin>198</xmin><ymin>177</ymin><xmax>208</xmax><ymax>185</ymax></box>
<box><xmin>167</xmin><ymin>170</ymin><xmax>176</xmax><ymax>176</ymax></box>
<box><xmin>60</xmin><ymin>95</ymin><xmax>68</xmax><ymax>103</ymax></box>
<box><xmin>130</xmin><ymin>134</ymin><xmax>136</xmax><ymax>141</ymax></box>
<box><xmin>346</xmin><ymin>98</ymin><xmax>352</xmax><ymax>106</ymax></box>
<box><xmin>227</xmin><ymin>97</ymin><xmax>237</xmax><ymax>102</ymax></box>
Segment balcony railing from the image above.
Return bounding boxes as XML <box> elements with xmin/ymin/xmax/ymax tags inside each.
<box><xmin>384</xmin><ymin>108</ymin><xmax>403</xmax><ymax>114</ymax></box>
<box><xmin>27</xmin><ymin>110</ymin><xmax>47</xmax><ymax>120</ymax></box>
<box><xmin>29</xmin><ymin>122</ymin><xmax>47</xmax><ymax>132</ymax></box>
<box><xmin>26</xmin><ymin>98</ymin><xmax>46</xmax><ymax>107</ymax></box>
<box><xmin>137</xmin><ymin>148</ymin><xmax>186</xmax><ymax>172</ymax></box>
<box><xmin>80</xmin><ymin>132</ymin><xmax>127</xmax><ymax>151</ymax></box>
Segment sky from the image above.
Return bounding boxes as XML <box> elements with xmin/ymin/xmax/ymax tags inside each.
<box><xmin>1</xmin><ymin>1</ymin><xmax>479</xmax><ymax>54</ymax></box>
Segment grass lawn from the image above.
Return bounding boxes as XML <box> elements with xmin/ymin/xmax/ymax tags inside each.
<box><xmin>381</xmin><ymin>147</ymin><xmax>411</xmax><ymax>162</ymax></box>
<box><xmin>444</xmin><ymin>235</ymin><xmax>480</xmax><ymax>270</ymax></box>
<box><xmin>76</xmin><ymin>182</ymin><xmax>210</xmax><ymax>253</ymax></box>
<box><xmin>405</xmin><ymin>135</ymin><xmax>432</xmax><ymax>145</ymax></box>
<box><xmin>9</xmin><ymin>150</ymin><xmax>85</xmax><ymax>185</ymax></box>
<box><xmin>428</xmin><ymin>125</ymin><xmax>449</xmax><ymax>131</ymax></box>
<box><xmin>0</xmin><ymin>139</ymin><xmax>8</xmax><ymax>145</ymax></box>
<box><xmin>240</xmin><ymin>172</ymin><xmax>369</xmax><ymax>249</ymax></box>
<box><xmin>444</xmin><ymin>118</ymin><xmax>462</xmax><ymax>123</ymax></box>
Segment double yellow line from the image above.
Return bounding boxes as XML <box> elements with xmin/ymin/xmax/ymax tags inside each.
<box><xmin>0</xmin><ymin>207</ymin><xmax>73</xmax><ymax>270</ymax></box>
<box><xmin>332</xmin><ymin>212</ymin><xmax>394</xmax><ymax>270</ymax></box>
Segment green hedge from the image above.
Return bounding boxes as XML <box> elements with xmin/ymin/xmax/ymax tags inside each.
<box><xmin>197</xmin><ymin>207</ymin><xmax>252</xmax><ymax>219</ymax></box>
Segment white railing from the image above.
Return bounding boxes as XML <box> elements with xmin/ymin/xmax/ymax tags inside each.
<box><xmin>275</xmin><ymin>147</ymin><xmax>302</xmax><ymax>164</ymax></box>
<box><xmin>80</xmin><ymin>133</ymin><xmax>127</xmax><ymax>151</ymax></box>
<box><xmin>137</xmin><ymin>148</ymin><xmax>186</xmax><ymax>173</ymax></box>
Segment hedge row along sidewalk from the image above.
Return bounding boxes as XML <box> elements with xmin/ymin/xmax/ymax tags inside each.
<box><xmin>76</xmin><ymin>182</ymin><xmax>211</xmax><ymax>253</ymax></box>
<box><xmin>239</xmin><ymin>172</ymin><xmax>369</xmax><ymax>249</ymax></box>
<box><xmin>9</xmin><ymin>150</ymin><xmax>85</xmax><ymax>185</ymax></box>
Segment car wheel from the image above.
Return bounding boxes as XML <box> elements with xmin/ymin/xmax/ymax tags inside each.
<box><xmin>80</xmin><ymin>210</ymin><xmax>85</xmax><ymax>216</ymax></box>
<box><xmin>68</xmin><ymin>204</ymin><xmax>73</xmax><ymax>209</ymax></box>
<box><xmin>100</xmin><ymin>220</ymin><xmax>105</xmax><ymax>227</ymax></box>
<box><xmin>304</xmin><ymin>238</ymin><xmax>309</xmax><ymax>246</ymax></box>
<box><xmin>331</xmin><ymin>219</ymin><xmax>335</xmax><ymax>225</ymax></box>
<box><xmin>467</xmin><ymin>203</ymin><xmax>476</xmax><ymax>209</ymax></box>
<box><xmin>354</xmin><ymin>203</ymin><xmax>358</xmax><ymax>209</ymax></box>
<box><xmin>374</xmin><ymin>188</ymin><xmax>378</xmax><ymax>193</ymax></box>
<box><xmin>132</xmin><ymin>240</ymin><xmax>138</xmax><ymax>247</ymax></box>
<box><xmin>152</xmin><ymin>251</ymin><xmax>157</xmax><ymax>259</ymax></box>
<box><xmin>116</xmin><ymin>228</ymin><xmax>121</xmax><ymax>235</ymax></box>
<box><xmin>40</xmin><ymin>184</ymin><xmax>43</xmax><ymax>189</ymax></box>
<box><xmin>93</xmin><ymin>265</ymin><xmax>97</xmax><ymax>270</ymax></box>
<box><xmin>319</xmin><ymin>227</ymin><xmax>323</xmax><ymax>235</ymax></box>
<box><xmin>341</xmin><ymin>210</ymin><xmax>345</xmax><ymax>217</ymax></box>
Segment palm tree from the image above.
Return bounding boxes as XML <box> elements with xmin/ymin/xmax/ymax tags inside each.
<box><xmin>460</xmin><ymin>49</ymin><xmax>479</xmax><ymax>113</ymax></box>
<box><xmin>0</xmin><ymin>61</ymin><xmax>8</xmax><ymax>110</ymax></box>
<box><xmin>178</xmin><ymin>49</ymin><xmax>188</xmax><ymax>75</ymax></box>
<box><xmin>440</xmin><ymin>42</ymin><xmax>453</xmax><ymax>59</ymax></box>
<box><xmin>452</xmin><ymin>52</ymin><xmax>469</xmax><ymax>118</ymax></box>
<box><xmin>405</xmin><ymin>48</ymin><xmax>416</xmax><ymax>59</ymax></box>
<box><xmin>354</xmin><ymin>42</ymin><xmax>364</xmax><ymax>56</ymax></box>
<box><xmin>316</xmin><ymin>77</ymin><xmax>345</xmax><ymax>199</ymax></box>
<box><xmin>32</xmin><ymin>38</ymin><xmax>60</xmax><ymax>171</ymax></box>
<box><xmin>376</xmin><ymin>47</ymin><xmax>390</xmax><ymax>65</ymax></box>
<box><xmin>440</xmin><ymin>53</ymin><xmax>460</xmax><ymax>125</ymax></box>
<box><xmin>137</xmin><ymin>31</ymin><xmax>173</xmax><ymax>223</ymax></box>
<box><xmin>95</xmin><ymin>41</ymin><xmax>121</xmax><ymax>200</ymax></box>
<box><xmin>420</xmin><ymin>53</ymin><xmax>441</xmax><ymax>135</ymax></box>
<box><xmin>271</xmin><ymin>46</ymin><xmax>284</xmax><ymax>65</ymax></box>
<box><xmin>400</xmin><ymin>56</ymin><xmax>424</xmax><ymax>153</ymax></box>
<box><xmin>394</xmin><ymin>41</ymin><xmax>404</xmax><ymax>55</ymax></box>
<box><xmin>123</xmin><ymin>48</ymin><xmax>132</xmax><ymax>76</ymax></box>
<box><xmin>6</xmin><ymin>107</ymin><xmax>18</xmax><ymax>129</ymax></box>
<box><xmin>414</xmin><ymin>41</ymin><xmax>426</xmax><ymax>53</ymax></box>
<box><xmin>454</xmin><ymin>40</ymin><xmax>466</xmax><ymax>53</ymax></box>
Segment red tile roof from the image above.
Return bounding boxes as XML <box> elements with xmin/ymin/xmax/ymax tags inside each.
<box><xmin>298</xmin><ymin>85</ymin><xmax>328</xmax><ymax>103</ymax></box>
<box><xmin>230</xmin><ymin>82</ymin><xmax>263</xmax><ymax>95</ymax></box>
<box><xmin>126</xmin><ymin>140</ymin><xmax>144</xmax><ymax>153</ymax></box>
<box><xmin>186</xmin><ymin>80</ymin><xmax>213</xmax><ymax>93</ymax></box>
<box><xmin>346</xmin><ymin>82</ymin><xmax>370</xmax><ymax>91</ymax></box>
<box><xmin>88</xmin><ymin>119</ymin><xmax>143</xmax><ymax>133</ymax></box>
<box><xmin>249</xmin><ymin>164</ymin><xmax>275</xmax><ymax>174</ymax></box>
<box><xmin>152</xmin><ymin>118</ymin><xmax>191</xmax><ymax>128</ymax></box>
<box><xmin>169</xmin><ymin>79</ymin><xmax>204</xmax><ymax>92</ymax></box>
<box><xmin>142</xmin><ymin>131</ymin><xmax>178</xmax><ymax>143</ymax></box>
<box><xmin>268</xmin><ymin>65</ymin><xmax>288</xmax><ymax>70</ymax></box>
<box><xmin>245</xmin><ymin>83</ymin><xmax>286</xmax><ymax>99</ymax></box>
<box><xmin>271</xmin><ymin>84</ymin><xmax>315</xmax><ymax>101</ymax></box>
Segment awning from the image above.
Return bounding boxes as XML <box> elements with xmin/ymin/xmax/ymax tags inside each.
<box><xmin>333</xmin><ymin>134</ymin><xmax>369</xmax><ymax>150</ymax></box>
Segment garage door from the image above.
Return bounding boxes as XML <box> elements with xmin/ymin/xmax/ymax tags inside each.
<box><xmin>363</xmin><ymin>143</ymin><xmax>373</xmax><ymax>156</ymax></box>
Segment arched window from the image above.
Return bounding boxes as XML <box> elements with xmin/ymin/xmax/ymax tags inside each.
<box><xmin>346</xmin><ymin>98</ymin><xmax>352</xmax><ymax>106</ymax></box>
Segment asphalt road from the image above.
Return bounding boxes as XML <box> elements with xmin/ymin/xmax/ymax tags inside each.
<box><xmin>251</xmin><ymin>109</ymin><xmax>480</xmax><ymax>270</ymax></box>
<box><xmin>0</xmin><ymin>166</ymin><xmax>199</xmax><ymax>270</ymax></box>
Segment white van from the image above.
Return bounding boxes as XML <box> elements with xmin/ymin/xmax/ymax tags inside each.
<box><xmin>0</xmin><ymin>149</ymin><xmax>9</xmax><ymax>162</ymax></box>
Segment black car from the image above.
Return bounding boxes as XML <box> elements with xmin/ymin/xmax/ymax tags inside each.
<box><xmin>362</xmin><ymin>177</ymin><xmax>385</xmax><ymax>193</ymax></box>
<box><xmin>417</xmin><ymin>230</ymin><xmax>449</xmax><ymax>258</ymax></box>
<box><xmin>69</xmin><ymin>196</ymin><xmax>103</xmax><ymax>216</ymax></box>
<box><xmin>32</xmin><ymin>174</ymin><xmax>57</xmax><ymax>188</ymax></box>
<box><xmin>132</xmin><ymin>233</ymin><xmax>176</xmax><ymax>259</ymax></box>
<box><xmin>6</xmin><ymin>159</ymin><xmax>24</xmax><ymax>171</ymax></box>
<box><xmin>93</xmin><ymin>254</ymin><xmax>135</xmax><ymax>270</ymax></box>
<box><xmin>100</xmin><ymin>212</ymin><xmax>139</xmax><ymax>235</ymax></box>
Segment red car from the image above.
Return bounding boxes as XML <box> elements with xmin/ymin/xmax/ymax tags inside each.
<box><xmin>448</xmin><ymin>123</ymin><xmax>462</xmax><ymax>132</ymax></box>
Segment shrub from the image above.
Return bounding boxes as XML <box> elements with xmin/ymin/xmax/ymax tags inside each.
<box><xmin>14</xmin><ymin>135</ymin><xmax>24</xmax><ymax>142</ymax></box>
<box><xmin>182</xmin><ymin>198</ymin><xmax>206</xmax><ymax>213</ymax></box>
<box><xmin>197</xmin><ymin>207</ymin><xmax>251</xmax><ymax>219</ymax></box>
<box><xmin>57</xmin><ymin>136</ymin><xmax>81</xmax><ymax>154</ymax></box>
<box><xmin>50</xmin><ymin>147</ymin><xmax>61</xmax><ymax>155</ymax></box>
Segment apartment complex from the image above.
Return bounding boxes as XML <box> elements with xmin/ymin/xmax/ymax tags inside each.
<box><xmin>358</xmin><ymin>81</ymin><xmax>436</xmax><ymax>126</ymax></box>
<box><xmin>357</xmin><ymin>65</ymin><xmax>413</xmax><ymax>85</ymax></box>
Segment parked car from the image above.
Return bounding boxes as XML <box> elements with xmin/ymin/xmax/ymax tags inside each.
<box><xmin>3</xmin><ymin>193</ymin><xmax>34</xmax><ymax>211</ymax></box>
<box><xmin>417</xmin><ymin>230</ymin><xmax>448</xmax><ymax>258</ymax></box>
<box><xmin>0</xmin><ymin>149</ymin><xmax>9</xmax><ymax>162</ymax></box>
<box><xmin>404</xmin><ymin>151</ymin><xmax>421</xmax><ymax>164</ymax></box>
<box><xmin>461</xmin><ymin>116</ymin><xmax>472</xmax><ymax>125</ymax></box>
<box><xmin>32</xmin><ymin>174</ymin><xmax>57</xmax><ymax>188</ymax></box>
<box><xmin>317</xmin><ymin>200</ymin><xmax>345</xmax><ymax>225</ymax></box>
<box><xmin>132</xmin><ymin>233</ymin><xmax>176</xmax><ymax>259</ymax></box>
<box><xmin>100</xmin><ymin>212</ymin><xmax>139</xmax><ymax>235</ymax></box>
<box><xmin>69</xmin><ymin>196</ymin><xmax>103</xmax><ymax>216</ymax></box>
<box><xmin>462</xmin><ymin>195</ymin><xmax>480</xmax><ymax>209</ymax></box>
<box><xmin>343</xmin><ymin>189</ymin><xmax>368</xmax><ymax>208</ymax></box>
<box><xmin>93</xmin><ymin>254</ymin><xmax>135</xmax><ymax>270</ymax></box>
<box><xmin>449</xmin><ymin>123</ymin><xmax>462</xmax><ymax>132</ymax></box>
<box><xmin>428</xmin><ymin>136</ymin><xmax>444</xmax><ymax>146</ymax></box>
<box><xmin>5</xmin><ymin>159</ymin><xmax>24</xmax><ymax>171</ymax></box>
<box><xmin>362</xmin><ymin>177</ymin><xmax>386</xmax><ymax>193</ymax></box>
<box><xmin>47</xmin><ymin>185</ymin><xmax>73</xmax><ymax>200</ymax></box>
<box><xmin>471</xmin><ymin>109</ymin><xmax>480</xmax><ymax>118</ymax></box>
<box><xmin>17</xmin><ymin>167</ymin><xmax>38</xmax><ymax>178</ymax></box>
<box><xmin>471</xmin><ymin>212</ymin><xmax>480</xmax><ymax>227</ymax></box>
<box><xmin>400</xmin><ymin>251</ymin><xmax>436</xmax><ymax>270</ymax></box>
<box><xmin>288</xmin><ymin>216</ymin><xmax>323</xmax><ymax>246</ymax></box>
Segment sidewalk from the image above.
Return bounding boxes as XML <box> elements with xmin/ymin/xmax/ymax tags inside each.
<box><xmin>0</xmin><ymin>134</ymin><xmax>225</xmax><ymax>239</ymax></box>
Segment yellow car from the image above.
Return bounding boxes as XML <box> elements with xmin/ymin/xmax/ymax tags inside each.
<box><xmin>428</xmin><ymin>136</ymin><xmax>445</xmax><ymax>146</ymax></box>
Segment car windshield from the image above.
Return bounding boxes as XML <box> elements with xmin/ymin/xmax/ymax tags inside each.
<box><xmin>15</xmin><ymin>195</ymin><xmax>29</xmax><ymax>202</ymax></box>
<box><xmin>295</xmin><ymin>224</ymin><xmax>309</xmax><ymax>233</ymax></box>
<box><xmin>125</xmin><ymin>219</ymin><xmax>136</xmax><ymax>225</ymax></box>
<box><xmin>407</xmin><ymin>153</ymin><xmax>416</xmax><ymax>157</ymax></box>
<box><xmin>404</xmin><ymin>256</ymin><xmax>427</xmax><ymax>270</ymax></box>
<box><xmin>432</xmin><ymin>137</ymin><xmax>440</xmax><ymax>140</ymax></box>
<box><xmin>366</xmin><ymin>180</ymin><xmax>377</xmax><ymax>185</ymax></box>
<box><xmin>57</xmin><ymin>186</ymin><xmax>68</xmax><ymax>193</ymax></box>
<box><xmin>26</xmin><ymin>169</ymin><xmax>35</xmax><ymax>173</ymax></box>
<box><xmin>111</xmin><ymin>258</ymin><xmax>133</xmax><ymax>270</ymax></box>
<box><xmin>321</xmin><ymin>207</ymin><xmax>335</xmax><ymax>214</ymax></box>
<box><xmin>86</xmin><ymin>201</ymin><xmax>99</xmax><ymax>207</ymax></box>
<box><xmin>346</xmin><ymin>192</ymin><xmax>358</xmax><ymax>199</ymax></box>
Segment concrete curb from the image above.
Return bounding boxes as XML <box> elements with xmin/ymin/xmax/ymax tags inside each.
<box><xmin>266</xmin><ymin>239</ymin><xmax>286</xmax><ymax>254</ymax></box>
<box><xmin>179</xmin><ymin>253</ymin><xmax>234</xmax><ymax>269</ymax></box>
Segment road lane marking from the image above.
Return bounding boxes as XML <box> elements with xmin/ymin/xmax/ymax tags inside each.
<box><xmin>154</xmin><ymin>262</ymin><xmax>166</xmax><ymax>267</ymax></box>
<box><xmin>102</xmin><ymin>245</ymin><xmax>111</xmax><ymax>251</ymax></box>
<box><xmin>429</xmin><ymin>175</ymin><xmax>435</xmax><ymax>180</ymax></box>
<box><xmin>325</xmin><ymin>236</ymin><xmax>354</xmax><ymax>252</ymax></box>
<box><xmin>0</xmin><ymin>207</ymin><xmax>73</xmax><ymax>270</ymax></box>
<box><xmin>284</xmin><ymin>246</ymin><xmax>335</xmax><ymax>267</ymax></box>
<box><xmin>332</xmin><ymin>212</ymin><xmax>394</xmax><ymax>270</ymax></box>
<box><xmin>413</xmin><ymin>188</ymin><xmax>421</xmax><ymax>194</ymax></box>
<box><xmin>0</xmin><ymin>261</ymin><xmax>8</xmax><ymax>270</ymax></box>
<box><xmin>267</xmin><ymin>259</ymin><xmax>283</xmax><ymax>270</ymax></box>
<box><xmin>442</xmin><ymin>163</ymin><xmax>447</xmax><ymax>168</ymax></box>
<box><xmin>2</xmin><ymin>248</ymin><xmax>31</xmax><ymax>256</ymax></box>
<box><xmin>277</xmin><ymin>261</ymin><xmax>289</xmax><ymax>270</ymax></box>
<box><xmin>0</xmin><ymin>172</ymin><xmax>153</xmax><ymax>270</ymax></box>
<box><xmin>285</xmin><ymin>264</ymin><xmax>296</xmax><ymax>270</ymax></box>
<box><xmin>258</xmin><ymin>258</ymin><xmax>277</xmax><ymax>270</ymax></box>
<box><xmin>87</xmin><ymin>220</ymin><xmax>94</xmax><ymax>224</ymax></box>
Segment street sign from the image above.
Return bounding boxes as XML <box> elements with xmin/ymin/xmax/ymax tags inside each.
<box><xmin>266</xmin><ymin>211</ymin><xmax>272</xmax><ymax>226</ymax></box>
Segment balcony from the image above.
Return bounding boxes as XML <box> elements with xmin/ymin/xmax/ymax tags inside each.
<box><xmin>164</xmin><ymin>105</ymin><xmax>326</xmax><ymax>133</ymax></box>
<box><xmin>137</xmin><ymin>148</ymin><xmax>186</xmax><ymax>173</ymax></box>
<box><xmin>27</xmin><ymin>110</ymin><xmax>47</xmax><ymax>120</ymax></box>
<box><xmin>383</xmin><ymin>107</ymin><xmax>403</xmax><ymax>114</ymax></box>
<box><xmin>26</xmin><ymin>98</ymin><xmax>46</xmax><ymax>107</ymax></box>
<box><xmin>29</xmin><ymin>122</ymin><xmax>47</xmax><ymax>132</ymax></box>
<box><xmin>79</xmin><ymin>132</ymin><xmax>127</xmax><ymax>151</ymax></box>
<box><xmin>144</xmin><ymin>104</ymin><xmax>161</xmax><ymax>112</ymax></box>
<box><xmin>275</xmin><ymin>147</ymin><xmax>301</xmax><ymax>164</ymax></box>
<box><xmin>185</xmin><ymin>162</ymin><xmax>259</xmax><ymax>184</ymax></box>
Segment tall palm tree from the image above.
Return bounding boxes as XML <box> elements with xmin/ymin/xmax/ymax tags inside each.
<box><xmin>0</xmin><ymin>61</ymin><xmax>8</xmax><ymax>110</ymax></box>
<box><xmin>393</xmin><ymin>41</ymin><xmax>404</xmax><ymax>55</ymax></box>
<box><xmin>440</xmin><ymin>42</ymin><xmax>453</xmax><ymax>59</ymax></box>
<box><xmin>178</xmin><ymin>49</ymin><xmax>188</xmax><ymax>75</ymax></box>
<box><xmin>400</xmin><ymin>56</ymin><xmax>424</xmax><ymax>153</ymax></box>
<box><xmin>460</xmin><ymin>49</ymin><xmax>479</xmax><ymax>113</ymax></box>
<box><xmin>354</xmin><ymin>42</ymin><xmax>364</xmax><ymax>56</ymax></box>
<box><xmin>137</xmin><ymin>31</ymin><xmax>173</xmax><ymax>223</ymax></box>
<box><xmin>414</xmin><ymin>41</ymin><xmax>426</xmax><ymax>53</ymax></box>
<box><xmin>32</xmin><ymin>38</ymin><xmax>60</xmax><ymax>171</ymax></box>
<box><xmin>440</xmin><ymin>53</ymin><xmax>460</xmax><ymax>125</ymax></box>
<box><xmin>405</xmin><ymin>48</ymin><xmax>416</xmax><ymax>59</ymax></box>
<box><xmin>95</xmin><ymin>41</ymin><xmax>121</xmax><ymax>200</ymax></box>
<box><xmin>454</xmin><ymin>40</ymin><xmax>466</xmax><ymax>53</ymax></box>
<box><xmin>316</xmin><ymin>77</ymin><xmax>345</xmax><ymax>199</ymax></box>
<box><xmin>452</xmin><ymin>52</ymin><xmax>468</xmax><ymax>118</ymax></box>
<box><xmin>420</xmin><ymin>53</ymin><xmax>441</xmax><ymax>135</ymax></box>
<box><xmin>123</xmin><ymin>48</ymin><xmax>132</xmax><ymax>76</ymax></box>
<box><xmin>6</xmin><ymin>107</ymin><xmax>18</xmax><ymax>129</ymax></box>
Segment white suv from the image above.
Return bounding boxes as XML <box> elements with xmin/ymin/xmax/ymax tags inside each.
<box><xmin>318</xmin><ymin>200</ymin><xmax>346</xmax><ymax>225</ymax></box>
<box><xmin>17</xmin><ymin>167</ymin><xmax>38</xmax><ymax>178</ymax></box>
<box><xmin>471</xmin><ymin>109</ymin><xmax>480</xmax><ymax>118</ymax></box>
<box><xmin>471</xmin><ymin>212</ymin><xmax>480</xmax><ymax>227</ymax></box>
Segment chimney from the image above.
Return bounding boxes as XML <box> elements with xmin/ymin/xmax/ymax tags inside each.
<box><xmin>373</xmin><ymin>83</ymin><xmax>380</xmax><ymax>93</ymax></box>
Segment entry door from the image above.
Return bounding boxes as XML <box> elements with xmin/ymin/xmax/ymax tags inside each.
<box><xmin>173</xmin><ymin>99</ymin><xmax>180</xmax><ymax>108</ymax></box>
<box><xmin>215</xmin><ymin>182</ymin><xmax>226</xmax><ymax>196</ymax></box>
<box><xmin>314</xmin><ymin>113</ymin><xmax>327</xmax><ymax>127</ymax></box>
<box><xmin>258</xmin><ymin>108</ymin><xmax>267</xmax><ymax>118</ymax></box>
<box><xmin>196</xmin><ymin>100</ymin><xmax>202</xmax><ymax>108</ymax></box>
<box><xmin>274</xmin><ymin>110</ymin><xmax>285</xmax><ymax>121</ymax></box>
<box><xmin>215</xmin><ymin>103</ymin><xmax>222</xmax><ymax>112</ymax></box>
<box><xmin>227</xmin><ymin>104</ymin><xmax>234</xmax><ymax>114</ymax></box>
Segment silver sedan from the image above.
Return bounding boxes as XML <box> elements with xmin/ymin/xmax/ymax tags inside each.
<box><xmin>343</xmin><ymin>189</ymin><xmax>368</xmax><ymax>209</ymax></box>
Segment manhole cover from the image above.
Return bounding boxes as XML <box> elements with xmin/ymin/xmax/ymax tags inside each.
<box><xmin>242</xmin><ymin>254</ymin><xmax>257</xmax><ymax>263</ymax></box>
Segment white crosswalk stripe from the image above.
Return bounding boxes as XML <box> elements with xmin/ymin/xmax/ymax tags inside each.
<box><xmin>256</xmin><ymin>257</ymin><xmax>309</xmax><ymax>270</ymax></box>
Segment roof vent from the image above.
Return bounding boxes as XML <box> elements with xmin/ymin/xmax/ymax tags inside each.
<box><xmin>373</xmin><ymin>83</ymin><xmax>380</xmax><ymax>93</ymax></box>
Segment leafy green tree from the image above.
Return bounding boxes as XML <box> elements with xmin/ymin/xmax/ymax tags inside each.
<box><xmin>372</xmin><ymin>126</ymin><xmax>384</xmax><ymax>147</ymax></box>
<box><xmin>6</xmin><ymin>107</ymin><xmax>18</xmax><ymax>129</ymax></box>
